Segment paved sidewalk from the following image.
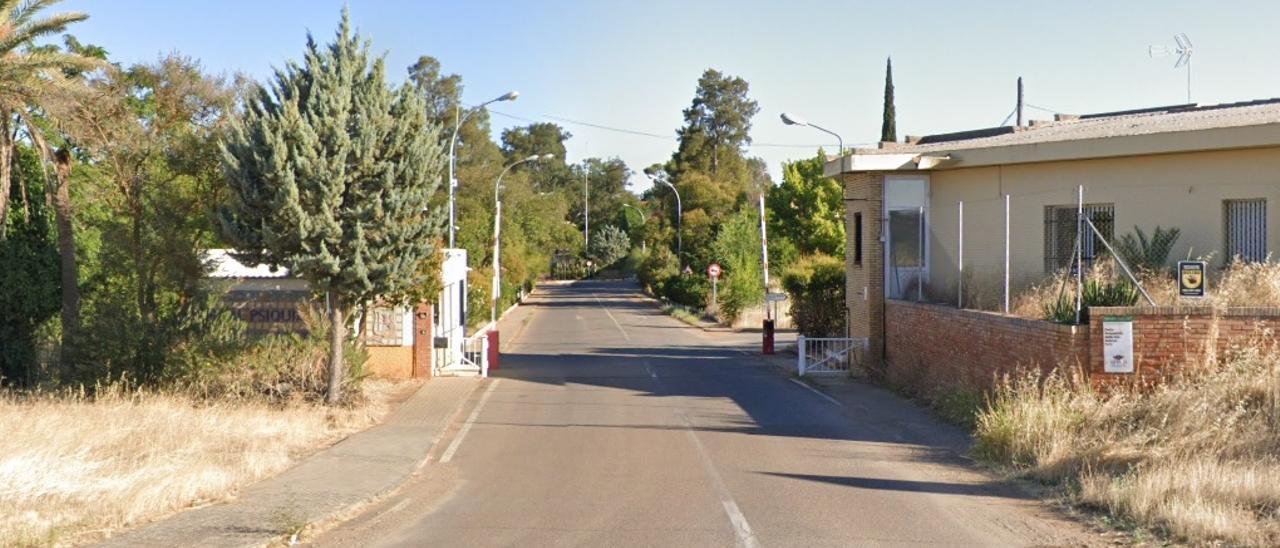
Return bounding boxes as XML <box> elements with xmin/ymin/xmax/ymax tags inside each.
<box><xmin>98</xmin><ymin>376</ymin><xmax>483</xmax><ymax>548</ymax></box>
<box><xmin>747</xmin><ymin>346</ymin><xmax>974</xmax><ymax>455</ymax></box>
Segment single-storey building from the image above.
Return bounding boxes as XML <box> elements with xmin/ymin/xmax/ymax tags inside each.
<box><xmin>829</xmin><ymin>98</ymin><xmax>1280</xmax><ymax>370</ymax></box>
<box><xmin>202</xmin><ymin>248</ymin><xmax>475</xmax><ymax>378</ymax></box>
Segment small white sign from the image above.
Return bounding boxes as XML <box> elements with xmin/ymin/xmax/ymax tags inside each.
<box><xmin>765</xmin><ymin>292</ymin><xmax>788</xmax><ymax>302</ymax></box>
<box><xmin>1102</xmin><ymin>316</ymin><xmax>1134</xmax><ymax>374</ymax></box>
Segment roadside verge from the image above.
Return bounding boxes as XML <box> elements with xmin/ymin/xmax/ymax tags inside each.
<box><xmin>97</xmin><ymin>377</ymin><xmax>483</xmax><ymax>548</ymax></box>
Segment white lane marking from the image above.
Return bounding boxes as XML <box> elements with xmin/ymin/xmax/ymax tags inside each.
<box><xmin>385</xmin><ymin>498</ymin><xmax>412</xmax><ymax>515</ymax></box>
<box><xmin>439</xmin><ymin>380</ymin><xmax>502</xmax><ymax>464</ymax></box>
<box><xmin>646</xmin><ymin>362</ymin><xmax>657</xmax><ymax>379</ymax></box>
<box><xmin>593</xmin><ymin>292</ymin><xmax>631</xmax><ymax>341</ymax></box>
<box><xmin>789</xmin><ymin>378</ymin><xmax>843</xmax><ymax>407</ymax></box>
<box><xmin>678</xmin><ymin>413</ymin><xmax>759</xmax><ymax>548</ymax></box>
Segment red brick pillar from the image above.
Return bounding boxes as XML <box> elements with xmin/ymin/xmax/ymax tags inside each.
<box><xmin>413</xmin><ymin>303</ymin><xmax>433</xmax><ymax>378</ymax></box>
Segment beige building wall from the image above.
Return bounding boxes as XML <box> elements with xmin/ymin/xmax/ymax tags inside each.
<box><xmin>925</xmin><ymin>146</ymin><xmax>1280</xmax><ymax>305</ymax></box>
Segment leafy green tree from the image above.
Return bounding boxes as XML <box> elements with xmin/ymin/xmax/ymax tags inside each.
<box><xmin>27</xmin><ymin>35</ymin><xmax>111</xmax><ymax>364</ymax></box>
<box><xmin>672</xmin><ymin>69</ymin><xmax>759</xmax><ymax>176</ymax></box>
<box><xmin>1116</xmin><ymin>226</ymin><xmax>1181</xmax><ymax>273</ymax></box>
<box><xmin>55</xmin><ymin>55</ymin><xmax>236</xmax><ymax>382</ymax></box>
<box><xmin>0</xmin><ymin>0</ymin><xmax>95</xmax><ymax>236</ymax></box>
<box><xmin>712</xmin><ymin>208</ymin><xmax>764</xmax><ymax>321</ymax></box>
<box><xmin>881</xmin><ymin>57</ymin><xmax>896</xmax><ymax>143</ymax></box>
<box><xmin>766</xmin><ymin>150</ymin><xmax>845</xmax><ymax>258</ymax></box>
<box><xmin>657</xmin><ymin>69</ymin><xmax>770</xmax><ymax>270</ymax></box>
<box><xmin>576</xmin><ymin>157</ymin><xmax>630</xmax><ymax>243</ymax></box>
<box><xmin>407</xmin><ymin>55</ymin><xmax>461</xmax><ymax>131</ymax></box>
<box><xmin>219</xmin><ymin>11</ymin><xmax>445</xmax><ymax>404</ymax></box>
<box><xmin>502</xmin><ymin>123</ymin><xmax>571</xmax><ymax>163</ymax></box>
<box><xmin>589</xmin><ymin>224</ymin><xmax>630</xmax><ymax>267</ymax></box>
<box><xmin>0</xmin><ymin>145</ymin><xmax>59</xmax><ymax>385</ymax></box>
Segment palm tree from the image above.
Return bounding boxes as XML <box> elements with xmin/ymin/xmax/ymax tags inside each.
<box><xmin>0</xmin><ymin>0</ymin><xmax>91</xmax><ymax>236</ymax></box>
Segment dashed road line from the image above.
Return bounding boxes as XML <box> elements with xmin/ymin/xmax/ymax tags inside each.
<box><xmin>593</xmin><ymin>292</ymin><xmax>631</xmax><ymax>341</ymax></box>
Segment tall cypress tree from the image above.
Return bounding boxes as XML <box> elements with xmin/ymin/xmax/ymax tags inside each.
<box><xmin>219</xmin><ymin>9</ymin><xmax>445</xmax><ymax>404</ymax></box>
<box><xmin>881</xmin><ymin>57</ymin><xmax>897</xmax><ymax>143</ymax></box>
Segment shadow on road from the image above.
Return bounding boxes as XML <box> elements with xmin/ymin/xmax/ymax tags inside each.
<box><xmin>495</xmin><ymin>279</ymin><xmax>1033</xmax><ymax>501</ymax></box>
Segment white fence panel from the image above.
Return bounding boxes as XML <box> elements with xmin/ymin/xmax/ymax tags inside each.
<box><xmin>460</xmin><ymin>331</ymin><xmax>490</xmax><ymax>377</ymax></box>
<box><xmin>797</xmin><ymin>336</ymin><xmax>867</xmax><ymax>376</ymax></box>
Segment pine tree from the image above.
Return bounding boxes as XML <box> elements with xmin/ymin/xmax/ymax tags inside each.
<box><xmin>881</xmin><ymin>57</ymin><xmax>897</xmax><ymax>143</ymax></box>
<box><xmin>218</xmin><ymin>9</ymin><xmax>445</xmax><ymax>404</ymax></box>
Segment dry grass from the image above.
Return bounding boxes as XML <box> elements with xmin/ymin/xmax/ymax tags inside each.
<box><xmin>1010</xmin><ymin>259</ymin><xmax>1280</xmax><ymax>321</ymax></box>
<box><xmin>0</xmin><ymin>381</ymin><xmax>398</xmax><ymax>546</ymax></box>
<box><xmin>974</xmin><ymin>345</ymin><xmax>1280</xmax><ymax>545</ymax></box>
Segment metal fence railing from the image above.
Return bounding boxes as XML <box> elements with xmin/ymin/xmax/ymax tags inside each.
<box><xmin>797</xmin><ymin>336</ymin><xmax>868</xmax><ymax>376</ymax></box>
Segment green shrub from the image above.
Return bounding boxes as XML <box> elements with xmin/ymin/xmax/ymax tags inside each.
<box><xmin>637</xmin><ymin>246</ymin><xmax>678</xmax><ymax>294</ymax></box>
<box><xmin>1043</xmin><ymin>276</ymin><xmax>1141</xmax><ymax>324</ymax></box>
<box><xmin>662</xmin><ymin>274</ymin><xmax>709</xmax><ymax>309</ymax></box>
<box><xmin>712</xmin><ymin>209</ymin><xmax>765</xmax><ymax>321</ymax></box>
<box><xmin>782</xmin><ymin>254</ymin><xmax>846</xmax><ymax>337</ymax></box>
<box><xmin>1116</xmin><ymin>225</ymin><xmax>1181</xmax><ymax>274</ymax></box>
<box><xmin>172</xmin><ymin>305</ymin><xmax>368</xmax><ymax>404</ymax></box>
<box><xmin>588</xmin><ymin>224</ymin><xmax>631</xmax><ymax>268</ymax></box>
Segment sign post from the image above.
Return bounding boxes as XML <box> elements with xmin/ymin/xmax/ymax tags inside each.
<box><xmin>708</xmin><ymin>263</ymin><xmax>721</xmax><ymax>310</ymax></box>
<box><xmin>1102</xmin><ymin>315</ymin><xmax>1134</xmax><ymax>374</ymax></box>
<box><xmin>1178</xmin><ymin>260</ymin><xmax>1207</xmax><ymax>299</ymax></box>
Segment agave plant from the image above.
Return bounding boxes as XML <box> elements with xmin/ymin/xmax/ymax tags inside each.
<box><xmin>1116</xmin><ymin>225</ymin><xmax>1181</xmax><ymax>274</ymax></box>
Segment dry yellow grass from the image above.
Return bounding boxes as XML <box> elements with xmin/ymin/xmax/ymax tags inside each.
<box><xmin>0</xmin><ymin>381</ymin><xmax>398</xmax><ymax>546</ymax></box>
<box><xmin>1010</xmin><ymin>259</ymin><xmax>1280</xmax><ymax>320</ymax></box>
<box><xmin>974</xmin><ymin>346</ymin><xmax>1280</xmax><ymax>545</ymax></box>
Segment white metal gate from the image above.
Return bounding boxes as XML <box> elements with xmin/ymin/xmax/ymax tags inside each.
<box><xmin>797</xmin><ymin>336</ymin><xmax>867</xmax><ymax>376</ymax></box>
<box><xmin>459</xmin><ymin>332</ymin><xmax>490</xmax><ymax>377</ymax></box>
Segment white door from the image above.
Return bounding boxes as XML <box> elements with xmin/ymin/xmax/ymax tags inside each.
<box><xmin>884</xmin><ymin>176</ymin><xmax>929</xmax><ymax>300</ymax></box>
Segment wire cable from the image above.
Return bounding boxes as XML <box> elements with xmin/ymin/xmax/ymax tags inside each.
<box><xmin>481</xmin><ymin>105</ymin><xmax>866</xmax><ymax>149</ymax></box>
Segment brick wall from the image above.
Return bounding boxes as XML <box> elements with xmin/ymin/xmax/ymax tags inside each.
<box><xmin>1088</xmin><ymin>306</ymin><xmax>1280</xmax><ymax>385</ymax></box>
<box><xmin>884</xmin><ymin>299</ymin><xmax>1089</xmax><ymax>393</ymax></box>
<box><xmin>881</xmin><ymin>301</ymin><xmax>1280</xmax><ymax>394</ymax></box>
<box><xmin>844</xmin><ymin>172</ymin><xmax>886</xmax><ymax>368</ymax></box>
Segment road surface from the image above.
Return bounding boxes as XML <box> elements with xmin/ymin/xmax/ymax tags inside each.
<box><xmin>313</xmin><ymin>280</ymin><xmax>1094</xmax><ymax>547</ymax></box>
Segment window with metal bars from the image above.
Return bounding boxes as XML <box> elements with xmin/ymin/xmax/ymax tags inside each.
<box><xmin>1043</xmin><ymin>203</ymin><xmax>1114</xmax><ymax>272</ymax></box>
<box><xmin>1224</xmin><ymin>198</ymin><xmax>1267</xmax><ymax>263</ymax></box>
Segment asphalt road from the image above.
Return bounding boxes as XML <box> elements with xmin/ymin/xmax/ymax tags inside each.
<box><xmin>313</xmin><ymin>280</ymin><xmax>1095</xmax><ymax>547</ymax></box>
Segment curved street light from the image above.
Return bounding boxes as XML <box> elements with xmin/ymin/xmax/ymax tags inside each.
<box><xmin>492</xmin><ymin>153</ymin><xmax>553</xmax><ymax>323</ymax></box>
<box><xmin>780</xmin><ymin>112</ymin><xmax>843</xmax><ymax>156</ymax></box>
<box><xmin>448</xmin><ymin>90</ymin><xmax>519</xmax><ymax>248</ymax></box>
<box><xmin>645</xmin><ymin>173</ymin><xmax>682</xmax><ymax>265</ymax></box>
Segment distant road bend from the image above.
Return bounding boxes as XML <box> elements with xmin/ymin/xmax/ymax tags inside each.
<box><xmin>314</xmin><ymin>279</ymin><xmax>1095</xmax><ymax>547</ymax></box>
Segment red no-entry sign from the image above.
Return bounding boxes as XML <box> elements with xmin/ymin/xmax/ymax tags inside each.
<box><xmin>707</xmin><ymin>263</ymin><xmax>721</xmax><ymax>278</ymax></box>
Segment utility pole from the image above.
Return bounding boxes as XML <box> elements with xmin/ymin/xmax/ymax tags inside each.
<box><xmin>583</xmin><ymin>164</ymin><xmax>589</xmax><ymax>249</ymax></box>
<box><xmin>1016</xmin><ymin>77</ymin><xmax>1024</xmax><ymax>128</ymax></box>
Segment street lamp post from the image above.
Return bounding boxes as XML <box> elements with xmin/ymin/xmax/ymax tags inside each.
<box><xmin>646</xmin><ymin>173</ymin><xmax>682</xmax><ymax>265</ymax></box>
<box><xmin>780</xmin><ymin>112</ymin><xmax>844</xmax><ymax>156</ymax></box>
<box><xmin>448</xmin><ymin>90</ymin><xmax>519</xmax><ymax>248</ymax></box>
<box><xmin>582</xmin><ymin>164</ymin><xmax>590</xmax><ymax>249</ymax></box>
<box><xmin>492</xmin><ymin>153</ymin><xmax>553</xmax><ymax>324</ymax></box>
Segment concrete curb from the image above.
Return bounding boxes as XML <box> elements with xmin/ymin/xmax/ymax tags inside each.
<box><xmin>96</xmin><ymin>377</ymin><xmax>484</xmax><ymax>548</ymax></box>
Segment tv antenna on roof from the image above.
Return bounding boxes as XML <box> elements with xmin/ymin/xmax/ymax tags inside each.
<box><xmin>1149</xmin><ymin>33</ymin><xmax>1193</xmax><ymax>103</ymax></box>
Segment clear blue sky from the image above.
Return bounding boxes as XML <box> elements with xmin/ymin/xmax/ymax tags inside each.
<box><xmin>64</xmin><ymin>0</ymin><xmax>1280</xmax><ymax>189</ymax></box>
